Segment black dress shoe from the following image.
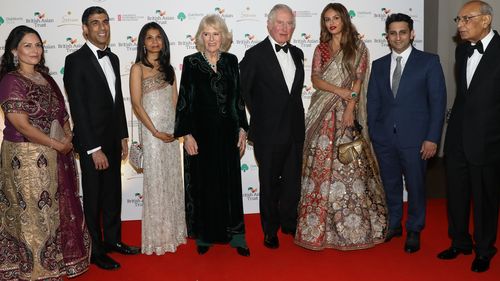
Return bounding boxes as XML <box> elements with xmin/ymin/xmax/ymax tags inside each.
<box><xmin>471</xmin><ymin>256</ymin><xmax>490</xmax><ymax>273</ymax></box>
<box><xmin>91</xmin><ymin>254</ymin><xmax>120</xmax><ymax>270</ymax></box>
<box><xmin>385</xmin><ymin>226</ymin><xmax>403</xmax><ymax>242</ymax></box>
<box><xmin>264</xmin><ymin>234</ymin><xmax>279</xmax><ymax>249</ymax></box>
<box><xmin>437</xmin><ymin>247</ymin><xmax>472</xmax><ymax>260</ymax></box>
<box><xmin>236</xmin><ymin>247</ymin><xmax>250</xmax><ymax>257</ymax></box>
<box><xmin>404</xmin><ymin>231</ymin><xmax>420</xmax><ymax>253</ymax></box>
<box><xmin>105</xmin><ymin>242</ymin><xmax>141</xmax><ymax>255</ymax></box>
<box><xmin>197</xmin><ymin>245</ymin><xmax>209</xmax><ymax>255</ymax></box>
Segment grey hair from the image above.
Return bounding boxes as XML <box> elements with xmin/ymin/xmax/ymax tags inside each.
<box><xmin>194</xmin><ymin>14</ymin><xmax>233</xmax><ymax>52</ymax></box>
<box><xmin>267</xmin><ymin>4</ymin><xmax>295</xmax><ymax>26</ymax></box>
<box><xmin>478</xmin><ymin>1</ymin><xmax>493</xmax><ymax>17</ymax></box>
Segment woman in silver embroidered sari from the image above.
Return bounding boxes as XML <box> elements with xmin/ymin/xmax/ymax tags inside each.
<box><xmin>295</xmin><ymin>3</ymin><xmax>387</xmax><ymax>251</ymax></box>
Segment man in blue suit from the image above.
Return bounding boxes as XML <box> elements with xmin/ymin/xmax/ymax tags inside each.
<box><xmin>367</xmin><ymin>13</ymin><xmax>446</xmax><ymax>253</ymax></box>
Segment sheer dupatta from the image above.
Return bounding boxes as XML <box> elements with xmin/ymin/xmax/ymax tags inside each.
<box><xmin>45</xmin><ymin>74</ymin><xmax>91</xmax><ymax>277</ymax></box>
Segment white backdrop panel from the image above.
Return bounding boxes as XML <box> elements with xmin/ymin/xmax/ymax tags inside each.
<box><xmin>0</xmin><ymin>0</ymin><xmax>423</xmax><ymax>220</ymax></box>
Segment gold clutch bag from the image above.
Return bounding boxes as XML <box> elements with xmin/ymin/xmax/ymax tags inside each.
<box><xmin>50</xmin><ymin>119</ymin><xmax>65</xmax><ymax>142</ymax></box>
<box><xmin>337</xmin><ymin>121</ymin><xmax>365</xmax><ymax>165</ymax></box>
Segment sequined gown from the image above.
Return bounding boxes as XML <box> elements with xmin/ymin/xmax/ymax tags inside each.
<box><xmin>140</xmin><ymin>73</ymin><xmax>186</xmax><ymax>255</ymax></box>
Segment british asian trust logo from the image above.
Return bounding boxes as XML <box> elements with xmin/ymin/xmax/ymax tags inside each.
<box><xmin>58</xmin><ymin>37</ymin><xmax>83</xmax><ymax>53</ymax></box>
<box><xmin>26</xmin><ymin>12</ymin><xmax>55</xmax><ymax>28</ymax></box>
<box><xmin>117</xmin><ymin>36</ymin><xmax>137</xmax><ymax>52</ymax></box>
<box><xmin>148</xmin><ymin>10</ymin><xmax>175</xmax><ymax>24</ymax></box>
<box><xmin>42</xmin><ymin>40</ymin><xmax>56</xmax><ymax>54</ymax></box>
<box><xmin>302</xmin><ymin>84</ymin><xmax>314</xmax><ymax>99</ymax></box>
<box><xmin>243</xmin><ymin>187</ymin><xmax>259</xmax><ymax>201</ymax></box>
<box><xmin>214</xmin><ymin>7</ymin><xmax>234</xmax><ymax>19</ymax></box>
<box><xmin>235</xmin><ymin>33</ymin><xmax>260</xmax><ymax>49</ymax></box>
<box><xmin>178</xmin><ymin>34</ymin><xmax>196</xmax><ymax>50</ymax></box>
<box><xmin>374</xmin><ymin>7</ymin><xmax>392</xmax><ymax>21</ymax></box>
<box><xmin>127</xmin><ymin>193</ymin><xmax>144</xmax><ymax>207</ymax></box>
<box><xmin>292</xmin><ymin>33</ymin><xmax>319</xmax><ymax>48</ymax></box>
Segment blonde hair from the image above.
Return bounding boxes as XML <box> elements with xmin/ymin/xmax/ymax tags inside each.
<box><xmin>195</xmin><ymin>14</ymin><xmax>233</xmax><ymax>52</ymax></box>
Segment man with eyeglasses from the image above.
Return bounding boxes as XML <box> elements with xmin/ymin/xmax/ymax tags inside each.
<box><xmin>439</xmin><ymin>0</ymin><xmax>500</xmax><ymax>273</ymax></box>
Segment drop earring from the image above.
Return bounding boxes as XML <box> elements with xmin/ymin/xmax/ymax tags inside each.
<box><xmin>143</xmin><ymin>46</ymin><xmax>147</xmax><ymax>53</ymax></box>
<box><xmin>13</xmin><ymin>55</ymin><xmax>19</xmax><ymax>67</ymax></box>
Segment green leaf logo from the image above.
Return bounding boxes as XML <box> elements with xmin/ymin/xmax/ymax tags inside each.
<box><xmin>0</xmin><ymin>17</ymin><xmax>5</xmax><ymax>26</ymax></box>
<box><xmin>241</xmin><ymin>164</ymin><xmax>249</xmax><ymax>172</ymax></box>
<box><xmin>60</xmin><ymin>67</ymin><xmax>64</xmax><ymax>75</ymax></box>
<box><xmin>177</xmin><ymin>12</ymin><xmax>186</xmax><ymax>21</ymax></box>
<box><xmin>349</xmin><ymin>10</ymin><xmax>356</xmax><ymax>18</ymax></box>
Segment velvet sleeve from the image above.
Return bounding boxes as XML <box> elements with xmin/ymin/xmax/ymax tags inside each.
<box><xmin>231</xmin><ymin>55</ymin><xmax>249</xmax><ymax>132</ymax></box>
<box><xmin>174</xmin><ymin>56</ymin><xmax>195</xmax><ymax>138</ymax></box>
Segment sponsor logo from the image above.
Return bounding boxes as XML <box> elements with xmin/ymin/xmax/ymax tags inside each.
<box><xmin>292</xmin><ymin>33</ymin><xmax>319</xmax><ymax>48</ymax></box>
<box><xmin>177</xmin><ymin>35</ymin><xmax>196</xmax><ymax>50</ymax></box>
<box><xmin>60</xmin><ymin>67</ymin><xmax>65</xmax><ymax>75</ymax></box>
<box><xmin>374</xmin><ymin>8</ymin><xmax>391</xmax><ymax>21</ymax></box>
<box><xmin>293</xmin><ymin>10</ymin><xmax>318</xmax><ymax>18</ymax></box>
<box><xmin>147</xmin><ymin>10</ymin><xmax>175</xmax><ymax>24</ymax></box>
<box><xmin>58</xmin><ymin>37</ymin><xmax>83</xmax><ymax>53</ymax></box>
<box><xmin>235</xmin><ymin>33</ymin><xmax>259</xmax><ymax>49</ymax></box>
<box><xmin>42</xmin><ymin>40</ymin><xmax>56</xmax><ymax>53</ymax></box>
<box><xmin>237</xmin><ymin>7</ymin><xmax>258</xmax><ymax>22</ymax></box>
<box><xmin>302</xmin><ymin>84</ymin><xmax>314</xmax><ymax>99</ymax></box>
<box><xmin>58</xmin><ymin>11</ymin><xmax>80</xmax><ymax>26</ymax></box>
<box><xmin>177</xmin><ymin>12</ymin><xmax>187</xmax><ymax>21</ymax></box>
<box><xmin>349</xmin><ymin>10</ymin><xmax>356</xmax><ymax>18</ymax></box>
<box><xmin>117</xmin><ymin>36</ymin><xmax>138</xmax><ymax>51</ymax></box>
<box><xmin>0</xmin><ymin>16</ymin><xmax>24</xmax><ymax>25</ymax></box>
<box><xmin>215</xmin><ymin>7</ymin><xmax>234</xmax><ymax>19</ymax></box>
<box><xmin>241</xmin><ymin>164</ymin><xmax>249</xmax><ymax>172</ymax></box>
<box><xmin>126</xmin><ymin>193</ymin><xmax>144</xmax><ymax>207</ymax></box>
<box><xmin>116</xmin><ymin>14</ymin><xmax>144</xmax><ymax>22</ymax></box>
<box><xmin>374</xmin><ymin>33</ymin><xmax>389</xmax><ymax>47</ymax></box>
<box><xmin>26</xmin><ymin>12</ymin><xmax>55</xmax><ymax>27</ymax></box>
<box><xmin>243</xmin><ymin>187</ymin><xmax>259</xmax><ymax>201</ymax></box>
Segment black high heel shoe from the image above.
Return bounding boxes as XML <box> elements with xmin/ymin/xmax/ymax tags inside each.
<box><xmin>197</xmin><ymin>245</ymin><xmax>209</xmax><ymax>255</ymax></box>
<box><xmin>236</xmin><ymin>247</ymin><xmax>250</xmax><ymax>257</ymax></box>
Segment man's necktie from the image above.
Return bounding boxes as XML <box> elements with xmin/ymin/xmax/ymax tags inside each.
<box><xmin>392</xmin><ymin>56</ymin><xmax>402</xmax><ymax>97</ymax></box>
<box><xmin>466</xmin><ymin>40</ymin><xmax>484</xmax><ymax>57</ymax></box>
<box><xmin>275</xmin><ymin>43</ymin><xmax>289</xmax><ymax>53</ymax></box>
<box><xmin>97</xmin><ymin>48</ymin><xmax>111</xmax><ymax>59</ymax></box>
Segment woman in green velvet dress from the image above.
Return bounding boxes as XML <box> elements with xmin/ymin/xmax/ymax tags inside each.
<box><xmin>174</xmin><ymin>14</ymin><xmax>250</xmax><ymax>256</ymax></box>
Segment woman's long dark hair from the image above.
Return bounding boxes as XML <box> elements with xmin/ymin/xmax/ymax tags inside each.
<box><xmin>0</xmin><ymin>25</ymin><xmax>49</xmax><ymax>80</ymax></box>
<box><xmin>135</xmin><ymin>22</ymin><xmax>175</xmax><ymax>85</ymax></box>
<box><xmin>319</xmin><ymin>3</ymin><xmax>358</xmax><ymax>77</ymax></box>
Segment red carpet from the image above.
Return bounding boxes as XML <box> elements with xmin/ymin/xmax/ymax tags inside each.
<box><xmin>73</xmin><ymin>199</ymin><xmax>499</xmax><ymax>281</ymax></box>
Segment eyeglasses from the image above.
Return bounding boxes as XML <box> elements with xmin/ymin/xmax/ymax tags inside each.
<box><xmin>453</xmin><ymin>14</ymin><xmax>483</xmax><ymax>24</ymax></box>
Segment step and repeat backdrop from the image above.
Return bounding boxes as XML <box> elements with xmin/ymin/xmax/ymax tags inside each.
<box><xmin>0</xmin><ymin>0</ymin><xmax>423</xmax><ymax>220</ymax></box>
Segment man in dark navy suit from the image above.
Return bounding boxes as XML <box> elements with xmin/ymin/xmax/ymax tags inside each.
<box><xmin>240</xmin><ymin>4</ymin><xmax>305</xmax><ymax>249</ymax></box>
<box><xmin>367</xmin><ymin>13</ymin><xmax>446</xmax><ymax>253</ymax></box>
<box><xmin>438</xmin><ymin>1</ymin><xmax>500</xmax><ymax>273</ymax></box>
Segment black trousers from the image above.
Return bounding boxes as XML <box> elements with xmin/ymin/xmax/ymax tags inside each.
<box><xmin>253</xmin><ymin>141</ymin><xmax>303</xmax><ymax>236</ymax></box>
<box><xmin>78</xmin><ymin>141</ymin><xmax>123</xmax><ymax>256</ymax></box>
<box><xmin>445</xmin><ymin>145</ymin><xmax>500</xmax><ymax>258</ymax></box>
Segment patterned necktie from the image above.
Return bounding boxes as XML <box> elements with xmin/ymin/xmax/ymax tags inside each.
<box><xmin>392</xmin><ymin>56</ymin><xmax>402</xmax><ymax>97</ymax></box>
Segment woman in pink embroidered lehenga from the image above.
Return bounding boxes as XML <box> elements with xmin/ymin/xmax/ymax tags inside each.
<box><xmin>295</xmin><ymin>3</ymin><xmax>387</xmax><ymax>251</ymax></box>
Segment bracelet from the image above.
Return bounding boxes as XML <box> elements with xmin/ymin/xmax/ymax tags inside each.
<box><xmin>49</xmin><ymin>137</ymin><xmax>54</xmax><ymax>149</ymax></box>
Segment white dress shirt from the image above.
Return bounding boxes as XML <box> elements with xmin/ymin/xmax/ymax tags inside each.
<box><xmin>390</xmin><ymin>46</ymin><xmax>412</xmax><ymax>87</ymax></box>
<box><xmin>466</xmin><ymin>29</ymin><xmax>494</xmax><ymax>88</ymax></box>
<box><xmin>85</xmin><ymin>41</ymin><xmax>117</xmax><ymax>155</ymax></box>
<box><xmin>268</xmin><ymin>36</ymin><xmax>296</xmax><ymax>93</ymax></box>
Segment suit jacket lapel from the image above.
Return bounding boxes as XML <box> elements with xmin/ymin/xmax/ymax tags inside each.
<box><xmin>263</xmin><ymin>37</ymin><xmax>292</xmax><ymax>93</ymax></box>
<box><xmin>84</xmin><ymin>44</ymin><xmax>115</xmax><ymax>103</ymax></box>
<box><xmin>468</xmin><ymin>32</ymin><xmax>500</xmax><ymax>92</ymax></box>
<box><xmin>289</xmin><ymin>46</ymin><xmax>303</xmax><ymax>96</ymax></box>
<box><xmin>380</xmin><ymin>54</ymin><xmax>393</xmax><ymax>99</ymax></box>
